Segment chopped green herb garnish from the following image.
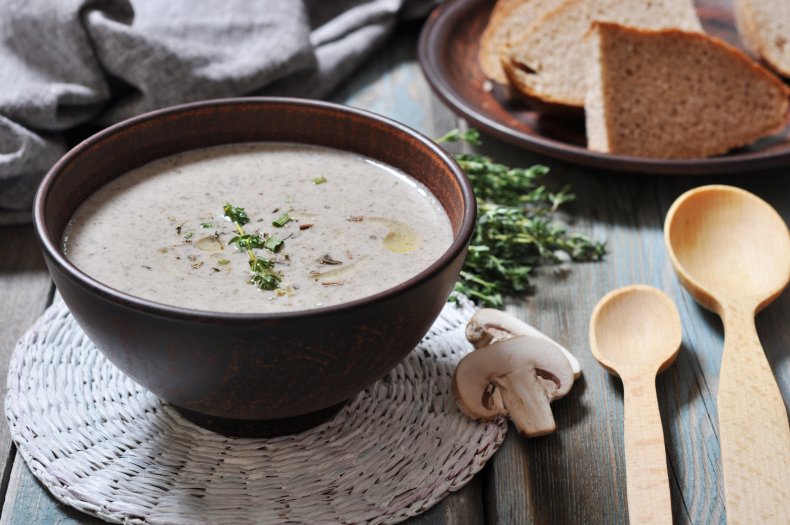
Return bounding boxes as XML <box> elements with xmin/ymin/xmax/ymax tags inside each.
<box><xmin>217</xmin><ymin>258</ymin><xmax>231</xmax><ymax>265</ymax></box>
<box><xmin>223</xmin><ymin>203</ymin><xmax>250</xmax><ymax>226</ymax></box>
<box><xmin>312</xmin><ymin>175</ymin><xmax>327</xmax><ymax>185</ymax></box>
<box><xmin>249</xmin><ymin>273</ymin><xmax>281</xmax><ymax>291</ymax></box>
<box><xmin>224</xmin><ymin>202</ymin><xmax>282</xmax><ymax>291</ymax></box>
<box><xmin>229</xmin><ymin>234</ymin><xmax>264</xmax><ymax>250</ymax></box>
<box><xmin>437</xmin><ymin>129</ymin><xmax>605</xmax><ymax>307</ymax></box>
<box><xmin>249</xmin><ymin>258</ymin><xmax>274</xmax><ymax>273</ymax></box>
<box><xmin>160</xmin><ymin>247</ymin><xmax>169</xmax><ymax>253</ymax></box>
<box><xmin>263</xmin><ymin>235</ymin><xmax>284</xmax><ymax>253</ymax></box>
<box><xmin>200</xmin><ymin>222</ymin><xmax>213</xmax><ymax>229</ymax></box>
<box><xmin>191</xmin><ymin>261</ymin><xmax>204</xmax><ymax>270</ymax></box>
<box><xmin>272</xmin><ymin>213</ymin><xmax>293</xmax><ymax>228</ymax></box>
<box><xmin>183</xmin><ymin>232</ymin><xmax>194</xmax><ymax>240</ymax></box>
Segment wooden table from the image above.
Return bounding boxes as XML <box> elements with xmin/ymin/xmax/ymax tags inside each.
<box><xmin>0</xmin><ymin>23</ymin><xmax>788</xmax><ymax>525</ymax></box>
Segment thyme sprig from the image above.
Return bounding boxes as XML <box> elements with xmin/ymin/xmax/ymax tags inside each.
<box><xmin>223</xmin><ymin>203</ymin><xmax>282</xmax><ymax>291</ymax></box>
<box><xmin>438</xmin><ymin>129</ymin><xmax>605</xmax><ymax>307</ymax></box>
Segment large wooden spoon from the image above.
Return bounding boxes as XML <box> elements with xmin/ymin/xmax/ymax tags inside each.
<box><xmin>590</xmin><ymin>284</ymin><xmax>681</xmax><ymax>525</ymax></box>
<box><xmin>665</xmin><ymin>185</ymin><xmax>790</xmax><ymax>524</ymax></box>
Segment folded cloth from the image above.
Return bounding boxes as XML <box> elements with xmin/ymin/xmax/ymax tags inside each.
<box><xmin>0</xmin><ymin>0</ymin><xmax>435</xmax><ymax>225</ymax></box>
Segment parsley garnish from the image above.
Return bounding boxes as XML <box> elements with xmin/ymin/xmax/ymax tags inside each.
<box><xmin>272</xmin><ymin>213</ymin><xmax>293</xmax><ymax>228</ymax></box>
<box><xmin>200</xmin><ymin>222</ymin><xmax>213</xmax><ymax>229</ymax></box>
<box><xmin>223</xmin><ymin>203</ymin><xmax>282</xmax><ymax>291</ymax></box>
<box><xmin>438</xmin><ymin>129</ymin><xmax>605</xmax><ymax>307</ymax></box>
<box><xmin>312</xmin><ymin>175</ymin><xmax>327</xmax><ymax>185</ymax></box>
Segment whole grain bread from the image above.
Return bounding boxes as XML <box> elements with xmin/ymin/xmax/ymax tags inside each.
<box><xmin>503</xmin><ymin>0</ymin><xmax>702</xmax><ymax>110</ymax></box>
<box><xmin>734</xmin><ymin>0</ymin><xmax>790</xmax><ymax>78</ymax></box>
<box><xmin>585</xmin><ymin>22</ymin><xmax>790</xmax><ymax>159</ymax></box>
<box><xmin>478</xmin><ymin>0</ymin><xmax>564</xmax><ymax>84</ymax></box>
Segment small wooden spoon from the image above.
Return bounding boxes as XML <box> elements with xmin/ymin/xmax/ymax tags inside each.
<box><xmin>665</xmin><ymin>185</ymin><xmax>790</xmax><ymax>524</ymax></box>
<box><xmin>590</xmin><ymin>285</ymin><xmax>681</xmax><ymax>525</ymax></box>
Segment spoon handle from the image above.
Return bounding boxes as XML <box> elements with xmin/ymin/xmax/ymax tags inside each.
<box><xmin>719</xmin><ymin>308</ymin><xmax>790</xmax><ymax>524</ymax></box>
<box><xmin>622</xmin><ymin>374</ymin><xmax>673</xmax><ymax>525</ymax></box>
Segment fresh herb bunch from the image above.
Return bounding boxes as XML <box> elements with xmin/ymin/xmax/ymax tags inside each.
<box><xmin>223</xmin><ymin>203</ymin><xmax>282</xmax><ymax>290</ymax></box>
<box><xmin>437</xmin><ymin>129</ymin><xmax>605</xmax><ymax>307</ymax></box>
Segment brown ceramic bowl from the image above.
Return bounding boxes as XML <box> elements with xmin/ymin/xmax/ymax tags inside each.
<box><xmin>34</xmin><ymin>98</ymin><xmax>475</xmax><ymax>436</ymax></box>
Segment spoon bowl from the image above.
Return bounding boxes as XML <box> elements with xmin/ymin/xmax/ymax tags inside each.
<box><xmin>665</xmin><ymin>185</ymin><xmax>790</xmax><ymax>313</ymax></box>
<box><xmin>590</xmin><ymin>284</ymin><xmax>681</xmax><ymax>525</ymax></box>
<box><xmin>590</xmin><ymin>285</ymin><xmax>682</xmax><ymax>375</ymax></box>
<box><xmin>664</xmin><ymin>184</ymin><xmax>790</xmax><ymax>524</ymax></box>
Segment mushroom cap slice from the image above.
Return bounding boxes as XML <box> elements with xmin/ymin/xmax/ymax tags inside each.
<box><xmin>453</xmin><ymin>335</ymin><xmax>574</xmax><ymax>436</ymax></box>
<box><xmin>466</xmin><ymin>308</ymin><xmax>582</xmax><ymax>378</ymax></box>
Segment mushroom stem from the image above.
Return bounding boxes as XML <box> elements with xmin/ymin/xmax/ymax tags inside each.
<box><xmin>493</xmin><ymin>367</ymin><xmax>557</xmax><ymax>437</ymax></box>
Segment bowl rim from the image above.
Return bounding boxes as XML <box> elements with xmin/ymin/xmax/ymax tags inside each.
<box><xmin>34</xmin><ymin>97</ymin><xmax>476</xmax><ymax>322</ymax></box>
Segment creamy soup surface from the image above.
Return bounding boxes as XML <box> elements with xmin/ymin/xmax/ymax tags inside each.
<box><xmin>64</xmin><ymin>143</ymin><xmax>453</xmax><ymax>313</ymax></box>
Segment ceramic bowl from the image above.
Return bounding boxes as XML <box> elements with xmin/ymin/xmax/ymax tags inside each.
<box><xmin>33</xmin><ymin>98</ymin><xmax>475</xmax><ymax>436</ymax></box>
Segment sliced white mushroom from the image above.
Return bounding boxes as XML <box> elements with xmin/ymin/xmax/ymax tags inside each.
<box><xmin>466</xmin><ymin>308</ymin><xmax>582</xmax><ymax>378</ymax></box>
<box><xmin>453</xmin><ymin>335</ymin><xmax>574</xmax><ymax>437</ymax></box>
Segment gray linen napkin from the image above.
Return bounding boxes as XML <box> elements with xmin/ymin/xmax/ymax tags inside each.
<box><xmin>0</xmin><ymin>0</ymin><xmax>435</xmax><ymax>225</ymax></box>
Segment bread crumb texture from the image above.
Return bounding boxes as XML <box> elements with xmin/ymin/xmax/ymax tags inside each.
<box><xmin>504</xmin><ymin>0</ymin><xmax>702</xmax><ymax>108</ymax></box>
<box><xmin>734</xmin><ymin>0</ymin><xmax>790</xmax><ymax>77</ymax></box>
<box><xmin>479</xmin><ymin>0</ymin><xmax>565</xmax><ymax>83</ymax></box>
<box><xmin>586</xmin><ymin>22</ymin><xmax>790</xmax><ymax>159</ymax></box>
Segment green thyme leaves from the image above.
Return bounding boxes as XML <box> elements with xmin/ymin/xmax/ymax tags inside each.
<box><xmin>223</xmin><ymin>203</ymin><xmax>250</xmax><ymax>226</ymax></box>
<box><xmin>223</xmin><ymin>203</ymin><xmax>282</xmax><ymax>291</ymax></box>
<box><xmin>312</xmin><ymin>175</ymin><xmax>327</xmax><ymax>185</ymax></box>
<box><xmin>438</xmin><ymin>129</ymin><xmax>605</xmax><ymax>307</ymax></box>
<box><xmin>250</xmin><ymin>273</ymin><xmax>281</xmax><ymax>291</ymax></box>
<box><xmin>436</xmin><ymin>128</ymin><xmax>482</xmax><ymax>146</ymax></box>
<box><xmin>229</xmin><ymin>233</ymin><xmax>265</xmax><ymax>250</ymax></box>
<box><xmin>249</xmin><ymin>258</ymin><xmax>274</xmax><ymax>273</ymax></box>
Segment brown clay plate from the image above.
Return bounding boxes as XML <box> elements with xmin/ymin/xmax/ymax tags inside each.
<box><xmin>418</xmin><ymin>0</ymin><xmax>790</xmax><ymax>175</ymax></box>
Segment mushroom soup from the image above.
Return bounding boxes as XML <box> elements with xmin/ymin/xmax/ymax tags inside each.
<box><xmin>63</xmin><ymin>143</ymin><xmax>453</xmax><ymax>313</ymax></box>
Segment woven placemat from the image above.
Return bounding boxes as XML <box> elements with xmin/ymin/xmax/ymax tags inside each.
<box><xmin>6</xmin><ymin>299</ymin><xmax>507</xmax><ymax>524</ymax></box>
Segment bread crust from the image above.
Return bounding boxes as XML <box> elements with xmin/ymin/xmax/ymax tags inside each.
<box><xmin>502</xmin><ymin>0</ymin><xmax>702</xmax><ymax>111</ymax></box>
<box><xmin>595</xmin><ymin>21</ymin><xmax>789</xmax><ymax>102</ymax></box>
<box><xmin>479</xmin><ymin>0</ymin><xmax>563</xmax><ymax>84</ymax></box>
<box><xmin>589</xmin><ymin>21</ymin><xmax>790</xmax><ymax>158</ymax></box>
<box><xmin>479</xmin><ymin>0</ymin><xmax>527</xmax><ymax>83</ymax></box>
<box><xmin>501</xmin><ymin>56</ymin><xmax>585</xmax><ymax>118</ymax></box>
<box><xmin>733</xmin><ymin>0</ymin><xmax>790</xmax><ymax>78</ymax></box>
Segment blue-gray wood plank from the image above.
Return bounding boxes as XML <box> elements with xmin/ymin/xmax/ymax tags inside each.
<box><xmin>1</xmin><ymin>23</ymin><xmax>789</xmax><ymax>525</ymax></box>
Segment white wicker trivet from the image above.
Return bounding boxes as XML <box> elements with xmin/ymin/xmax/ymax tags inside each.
<box><xmin>6</xmin><ymin>299</ymin><xmax>507</xmax><ymax>525</ymax></box>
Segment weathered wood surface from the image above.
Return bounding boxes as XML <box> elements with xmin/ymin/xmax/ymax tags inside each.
<box><xmin>0</xmin><ymin>225</ymin><xmax>53</xmax><ymax>517</ymax></box>
<box><xmin>1</xmin><ymin>23</ymin><xmax>789</xmax><ymax>525</ymax></box>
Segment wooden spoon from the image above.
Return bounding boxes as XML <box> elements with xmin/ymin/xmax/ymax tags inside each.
<box><xmin>665</xmin><ymin>185</ymin><xmax>790</xmax><ymax>524</ymax></box>
<box><xmin>590</xmin><ymin>284</ymin><xmax>681</xmax><ymax>525</ymax></box>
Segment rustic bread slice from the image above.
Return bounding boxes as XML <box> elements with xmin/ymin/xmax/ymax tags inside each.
<box><xmin>478</xmin><ymin>0</ymin><xmax>564</xmax><ymax>84</ymax></box>
<box><xmin>585</xmin><ymin>22</ymin><xmax>790</xmax><ymax>159</ymax></box>
<box><xmin>734</xmin><ymin>0</ymin><xmax>790</xmax><ymax>77</ymax></box>
<box><xmin>503</xmin><ymin>0</ymin><xmax>702</xmax><ymax>110</ymax></box>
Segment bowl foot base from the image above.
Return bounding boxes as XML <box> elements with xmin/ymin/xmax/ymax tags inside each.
<box><xmin>173</xmin><ymin>401</ymin><xmax>348</xmax><ymax>437</ymax></box>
